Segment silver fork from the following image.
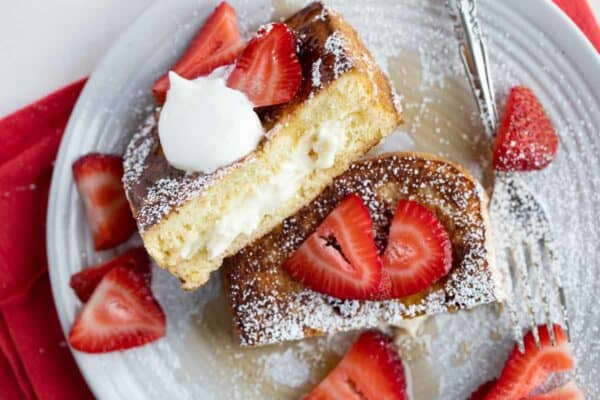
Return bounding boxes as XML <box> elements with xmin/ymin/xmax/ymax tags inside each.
<box><xmin>448</xmin><ymin>0</ymin><xmax>570</xmax><ymax>351</ymax></box>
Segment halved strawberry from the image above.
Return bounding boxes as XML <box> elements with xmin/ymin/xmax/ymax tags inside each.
<box><xmin>69</xmin><ymin>266</ymin><xmax>166</xmax><ymax>353</ymax></box>
<box><xmin>493</xmin><ymin>86</ymin><xmax>559</xmax><ymax>171</ymax></box>
<box><xmin>382</xmin><ymin>199</ymin><xmax>452</xmax><ymax>298</ymax></box>
<box><xmin>72</xmin><ymin>153</ymin><xmax>137</xmax><ymax>250</ymax></box>
<box><xmin>304</xmin><ymin>330</ymin><xmax>408</xmax><ymax>400</ymax></box>
<box><xmin>226</xmin><ymin>23</ymin><xmax>302</xmax><ymax>107</ymax></box>
<box><xmin>529</xmin><ymin>381</ymin><xmax>584</xmax><ymax>400</ymax></box>
<box><xmin>469</xmin><ymin>380</ymin><xmax>497</xmax><ymax>400</ymax></box>
<box><xmin>152</xmin><ymin>1</ymin><xmax>244</xmax><ymax>103</ymax></box>
<box><xmin>485</xmin><ymin>324</ymin><xmax>575</xmax><ymax>400</ymax></box>
<box><xmin>69</xmin><ymin>247</ymin><xmax>150</xmax><ymax>302</ymax></box>
<box><xmin>283</xmin><ymin>194</ymin><xmax>381</xmax><ymax>300</ymax></box>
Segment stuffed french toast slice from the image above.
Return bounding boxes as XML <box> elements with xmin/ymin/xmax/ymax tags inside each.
<box><xmin>123</xmin><ymin>2</ymin><xmax>402</xmax><ymax>289</ymax></box>
<box><xmin>223</xmin><ymin>152</ymin><xmax>503</xmax><ymax>346</ymax></box>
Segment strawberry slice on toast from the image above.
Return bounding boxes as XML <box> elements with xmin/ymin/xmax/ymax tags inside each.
<box><xmin>283</xmin><ymin>194</ymin><xmax>381</xmax><ymax>300</ymax></box>
<box><xmin>226</xmin><ymin>22</ymin><xmax>302</xmax><ymax>107</ymax></box>
<box><xmin>152</xmin><ymin>1</ymin><xmax>245</xmax><ymax>103</ymax></box>
<box><xmin>69</xmin><ymin>266</ymin><xmax>165</xmax><ymax>353</ymax></box>
<box><xmin>493</xmin><ymin>86</ymin><xmax>559</xmax><ymax>172</ymax></box>
<box><xmin>69</xmin><ymin>247</ymin><xmax>150</xmax><ymax>302</ymax></box>
<box><xmin>304</xmin><ymin>330</ymin><xmax>408</xmax><ymax>400</ymax></box>
<box><xmin>484</xmin><ymin>324</ymin><xmax>575</xmax><ymax>400</ymax></box>
<box><xmin>72</xmin><ymin>153</ymin><xmax>137</xmax><ymax>250</ymax></box>
<box><xmin>382</xmin><ymin>199</ymin><xmax>452</xmax><ymax>298</ymax></box>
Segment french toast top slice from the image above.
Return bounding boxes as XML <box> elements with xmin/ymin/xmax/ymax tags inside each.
<box><xmin>223</xmin><ymin>152</ymin><xmax>502</xmax><ymax>346</ymax></box>
<box><xmin>123</xmin><ymin>1</ymin><xmax>400</xmax><ymax>233</ymax></box>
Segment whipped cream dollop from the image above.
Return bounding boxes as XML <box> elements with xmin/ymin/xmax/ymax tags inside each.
<box><xmin>158</xmin><ymin>69</ymin><xmax>264</xmax><ymax>173</ymax></box>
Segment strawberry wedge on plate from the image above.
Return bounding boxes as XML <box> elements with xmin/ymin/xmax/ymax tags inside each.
<box><xmin>283</xmin><ymin>194</ymin><xmax>382</xmax><ymax>300</ymax></box>
<box><xmin>69</xmin><ymin>266</ymin><xmax>165</xmax><ymax>353</ymax></box>
<box><xmin>69</xmin><ymin>247</ymin><xmax>151</xmax><ymax>302</ymax></box>
<box><xmin>304</xmin><ymin>330</ymin><xmax>408</xmax><ymax>400</ymax></box>
<box><xmin>478</xmin><ymin>324</ymin><xmax>575</xmax><ymax>400</ymax></box>
<box><xmin>152</xmin><ymin>1</ymin><xmax>245</xmax><ymax>103</ymax></box>
<box><xmin>493</xmin><ymin>86</ymin><xmax>559</xmax><ymax>172</ymax></box>
<box><xmin>72</xmin><ymin>153</ymin><xmax>137</xmax><ymax>250</ymax></box>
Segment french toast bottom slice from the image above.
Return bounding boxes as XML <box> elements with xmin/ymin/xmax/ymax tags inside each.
<box><xmin>141</xmin><ymin>70</ymin><xmax>400</xmax><ymax>289</ymax></box>
<box><xmin>223</xmin><ymin>152</ymin><xmax>503</xmax><ymax>346</ymax></box>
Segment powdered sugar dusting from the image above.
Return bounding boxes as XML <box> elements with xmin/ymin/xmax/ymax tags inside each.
<box><xmin>256</xmin><ymin>22</ymin><xmax>276</xmax><ymax>37</ymax></box>
<box><xmin>137</xmin><ymin>161</ymin><xmax>241</xmax><ymax>229</ymax></box>
<box><xmin>311</xmin><ymin>58</ymin><xmax>322</xmax><ymax>88</ymax></box>
<box><xmin>323</xmin><ymin>32</ymin><xmax>353</xmax><ymax>79</ymax></box>
<box><xmin>122</xmin><ymin>113</ymin><xmax>157</xmax><ymax>190</ymax></box>
<box><xmin>263</xmin><ymin>348</ymin><xmax>311</xmax><ymax>388</ymax></box>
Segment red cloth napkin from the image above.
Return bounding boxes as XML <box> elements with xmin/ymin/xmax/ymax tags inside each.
<box><xmin>555</xmin><ymin>0</ymin><xmax>600</xmax><ymax>51</ymax></box>
<box><xmin>0</xmin><ymin>79</ymin><xmax>93</xmax><ymax>399</ymax></box>
<box><xmin>0</xmin><ymin>1</ymin><xmax>597</xmax><ymax>399</ymax></box>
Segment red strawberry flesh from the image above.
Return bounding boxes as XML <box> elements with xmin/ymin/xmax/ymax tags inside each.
<box><xmin>72</xmin><ymin>153</ymin><xmax>136</xmax><ymax>250</ymax></box>
<box><xmin>152</xmin><ymin>1</ymin><xmax>244</xmax><ymax>103</ymax></box>
<box><xmin>226</xmin><ymin>23</ymin><xmax>302</xmax><ymax>107</ymax></box>
<box><xmin>469</xmin><ymin>380</ymin><xmax>497</xmax><ymax>400</ymax></box>
<box><xmin>69</xmin><ymin>266</ymin><xmax>165</xmax><ymax>353</ymax></box>
<box><xmin>382</xmin><ymin>199</ymin><xmax>452</xmax><ymax>298</ymax></box>
<box><xmin>484</xmin><ymin>324</ymin><xmax>574</xmax><ymax>400</ymax></box>
<box><xmin>69</xmin><ymin>247</ymin><xmax>150</xmax><ymax>302</ymax></box>
<box><xmin>493</xmin><ymin>86</ymin><xmax>559</xmax><ymax>171</ymax></box>
<box><xmin>283</xmin><ymin>194</ymin><xmax>381</xmax><ymax>300</ymax></box>
<box><xmin>305</xmin><ymin>330</ymin><xmax>408</xmax><ymax>400</ymax></box>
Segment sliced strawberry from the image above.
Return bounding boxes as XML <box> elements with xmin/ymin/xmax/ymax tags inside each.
<box><xmin>493</xmin><ymin>86</ymin><xmax>559</xmax><ymax>171</ymax></box>
<box><xmin>485</xmin><ymin>325</ymin><xmax>575</xmax><ymax>400</ymax></box>
<box><xmin>469</xmin><ymin>380</ymin><xmax>497</xmax><ymax>400</ymax></box>
<box><xmin>152</xmin><ymin>1</ymin><xmax>244</xmax><ymax>103</ymax></box>
<box><xmin>226</xmin><ymin>23</ymin><xmax>302</xmax><ymax>107</ymax></box>
<box><xmin>382</xmin><ymin>199</ymin><xmax>452</xmax><ymax>298</ymax></box>
<box><xmin>69</xmin><ymin>266</ymin><xmax>166</xmax><ymax>353</ymax></box>
<box><xmin>69</xmin><ymin>247</ymin><xmax>150</xmax><ymax>302</ymax></box>
<box><xmin>529</xmin><ymin>381</ymin><xmax>584</xmax><ymax>400</ymax></box>
<box><xmin>304</xmin><ymin>330</ymin><xmax>408</xmax><ymax>400</ymax></box>
<box><xmin>72</xmin><ymin>153</ymin><xmax>137</xmax><ymax>250</ymax></box>
<box><xmin>283</xmin><ymin>194</ymin><xmax>381</xmax><ymax>300</ymax></box>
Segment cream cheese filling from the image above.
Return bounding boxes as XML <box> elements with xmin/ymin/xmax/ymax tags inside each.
<box><xmin>180</xmin><ymin>120</ymin><xmax>347</xmax><ymax>260</ymax></box>
<box><xmin>392</xmin><ymin>315</ymin><xmax>428</xmax><ymax>338</ymax></box>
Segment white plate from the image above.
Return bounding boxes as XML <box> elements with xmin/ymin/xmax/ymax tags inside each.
<box><xmin>47</xmin><ymin>0</ymin><xmax>600</xmax><ymax>399</ymax></box>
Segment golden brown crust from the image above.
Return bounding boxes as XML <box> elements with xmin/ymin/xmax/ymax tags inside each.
<box><xmin>223</xmin><ymin>152</ymin><xmax>500</xmax><ymax>346</ymax></box>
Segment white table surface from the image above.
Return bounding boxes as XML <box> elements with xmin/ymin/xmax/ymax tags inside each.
<box><xmin>0</xmin><ymin>0</ymin><xmax>598</xmax><ymax>117</ymax></box>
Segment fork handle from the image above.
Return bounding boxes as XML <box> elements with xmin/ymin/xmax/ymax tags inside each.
<box><xmin>449</xmin><ymin>0</ymin><xmax>500</xmax><ymax>138</ymax></box>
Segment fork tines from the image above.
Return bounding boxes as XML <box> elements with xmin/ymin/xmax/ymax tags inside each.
<box><xmin>502</xmin><ymin>238</ymin><xmax>571</xmax><ymax>352</ymax></box>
